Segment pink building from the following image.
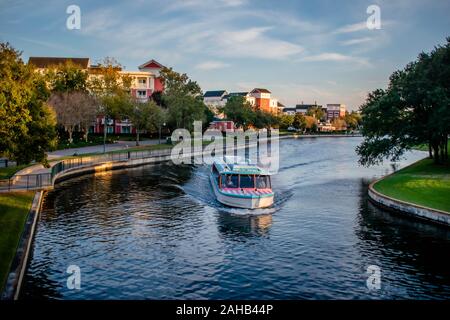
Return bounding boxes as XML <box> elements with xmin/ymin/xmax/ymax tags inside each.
<box><xmin>28</xmin><ymin>56</ymin><xmax>166</xmax><ymax>135</ymax></box>
<box><xmin>93</xmin><ymin>59</ymin><xmax>166</xmax><ymax>135</ymax></box>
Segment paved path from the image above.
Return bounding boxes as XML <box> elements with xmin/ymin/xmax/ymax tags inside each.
<box><xmin>47</xmin><ymin>139</ymin><xmax>160</xmax><ymax>160</ymax></box>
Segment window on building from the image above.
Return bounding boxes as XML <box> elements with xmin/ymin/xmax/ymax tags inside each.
<box><xmin>137</xmin><ymin>90</ymin><xmax>147</xmax><ymax>97</ymax></box>
<box><xmin>138</xmin><ymin>78</ymin><xmax>146</xmax><ymax>85</ymax></box>
<box><xmin>122</xmin><ymin>126</ymin><xmax>131</xmax><ymax>134</ymax></box>
<box><xmin>107</xmin><ymin>126</ymin><xmax>114</xmax><ymax>134</ymax></box>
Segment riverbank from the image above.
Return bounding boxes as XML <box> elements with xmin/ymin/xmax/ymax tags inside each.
<box><xmin>373</xmin><ymin>158</ymin><xmax>450</xmax><ymax>213</ymax></box>
<box><xmin>0</xmin><ymin>192</ymin><xmax>34</xmax><ymax>291</ymax></box>
<box><xmin>369</xmin><ymin>155</ymin><xmax>450</xmax><ymax>225</ymax></box>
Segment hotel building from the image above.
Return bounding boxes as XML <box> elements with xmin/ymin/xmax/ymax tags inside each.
<box><xmin>28</xmin><ymin>57</ymin><xmax>165</xmax><ymax>135</ymax></box>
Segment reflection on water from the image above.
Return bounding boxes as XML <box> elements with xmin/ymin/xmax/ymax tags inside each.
<box><xmin>21</xmin><ymin>137</ymin><xmax>450</xmax><ymax>300</ymax></box>
<box><xmin>217</xmin><ymin>213</ymin><xmax>273</xmax><ymax>238</ymax></box>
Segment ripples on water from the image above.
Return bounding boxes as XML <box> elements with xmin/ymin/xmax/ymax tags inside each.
<box><xmin>21</xmin><ymin>137</ymin><xmax>450</xmax><ymax>299</ymax></box>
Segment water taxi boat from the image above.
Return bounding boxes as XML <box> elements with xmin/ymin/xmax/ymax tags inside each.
<box><xmin>210</xmin><ymin>158</ymin><xmax>274</xmax><ymax>209</ymax></box>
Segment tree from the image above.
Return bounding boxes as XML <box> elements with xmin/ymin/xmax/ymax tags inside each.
<box><xmin>0</xmin><ymin>42</ymin><xmax>57</xmax><ymax>165</ymax></box>
<box><xmin>88</xmin><ymin>57</ymin><xmax>132</xmax><ymax>151</ymax></box>
<box><xmin>292</xmin><ymin>113</ymin><xmax>306</xmax><ymax>132</ymax></box>
<box><xmin>304</xmin><ymin>115</ymin><xmax>318</xmax><ymax>133</ymax></box>
<box><xmin>344</xmin><ymin>111</ymin><xmax>362</xmax><ymax>131</ymax></box>
<box><xmin>279</xmin><ymin>114</ymin><xmax>294</xmax><ymax>129</ymax></box>
<box><xmin>124</xmin><ymin>98</ymin><xmax>165</xmax><ymax>145</ymax></box>
<box><xmin>306</xmin><ymin>105</ymin><xmax>325</xmax><ymax>121</ymax></box>
<box><xmin>48</xmin><ymin>91</ymin><xmax>83</xmax><ymax>143</ymax></box>
<box><xmin>46</xmin><ymin>61</ymin><xmax>88</xmax><ymax>92</ymax></box>
<box><xmin>221</xmin><ymin>96</ymin><xmax>255</xmax><ymax>130</ymax></box>
<box><xmin>331</xmin><ymin>118</ymin><xmax>347</xmax><ymax>131</ymax></box>
<box><xmin>357</xmin><ymin>38</ymin><xmax>450</xmax><ymax>165</ymax></box>
<box><xmin>159</xmin><ymin>67</ymin><xmax>208</xmax><ymax>131</ymax></box>
<box><xmin>77</xmin><ymin>93</ymin><xmax>98</xmax><ymax>142</ymax></box>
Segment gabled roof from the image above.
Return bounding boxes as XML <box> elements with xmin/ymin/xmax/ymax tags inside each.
<box><xmin>251</xmin><ymin>88</ymin><xmax>271</xmax><ymax>94</ymax></box>
<box><xmin>228</xmin><ymin>92</ymin><xmax>249</xmax><ymax>96</ymax></box>
<box><xmin>277</xmin><ymin>101</ymin><xmax>286</xmax><ymax>108</ymax></box>
<box><xmin>223</xmin><ymin>92</ymin><xmax>249</xmax><ymax>100</ymax></box>
<box><xmin>204</xmin><ymin>90</ymin><xmax>227</xmax><ymax>98</ymax></box>
<box><xmin>28</xmin><ymin>57</ymin><xmax>90</xmax><ymax>69</ymax></box>
<box><xmin>138</xmin><ymin>59</ymin><xmax>165</xmax><ymax>70</ymax></box>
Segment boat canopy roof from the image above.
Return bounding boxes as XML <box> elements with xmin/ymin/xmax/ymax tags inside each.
<box><xmin>213</xmin><ymin>157</ymin><xmax>271</xmax><ymax>175</ymax></box>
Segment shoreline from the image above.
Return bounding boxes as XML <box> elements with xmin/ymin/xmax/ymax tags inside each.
<box><xmin>368</xmin><ymin>158</ymin><xmax>450</xmax><ymax>226</ymax></box>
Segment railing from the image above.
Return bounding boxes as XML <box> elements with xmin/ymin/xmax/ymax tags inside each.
<box><xmin>0</xmin><ymin>148</ymin><xmax>173</xmax><ymax>192</ymax></box>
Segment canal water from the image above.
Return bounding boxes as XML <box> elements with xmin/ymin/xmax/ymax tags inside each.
<box><xmin>21</xmin><ymin>137</ymin><xmax>450</xmax><ymax>299</ymax></box>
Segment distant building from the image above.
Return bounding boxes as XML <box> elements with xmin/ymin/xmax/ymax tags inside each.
<box><xmin>282</xmin><ymin>107</ymin><xmax>296</xmax><ymax>115</ymax></box>
<box><xmin>204</xmin><ymin>88</ymin><xmax>280</xmax><ymax>116</ymax></box>
<box><xmin>209</xmin><ymin>120</ymin><xmax>235</xmax><ymax>132</ymax></box>
<box><xmin>283</xmin><ymin>103</ymin><xmax>324</xmax><ymax>118</ymax></box>
<box><xmin>249</xmin><ymin>88</ymin><xmax>278</xmax><ymax>113</ymax></box>
<box><xmin>326</xmin><ymin>104</ymin><xmax>346</xmax><ymax>121</ymax></box>
<box><xmin>28</xmin><ymin>56</ymin><xmax>166</xmax><ymax>134</ymax></box>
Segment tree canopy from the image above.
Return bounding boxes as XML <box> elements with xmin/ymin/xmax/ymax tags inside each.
<box><xmin>357</xmin><ymin>38</ymin><xmax>450</xmax><ymax>166</ymax></box>
<box><xmin>0</xmin><ymin>42</ymin><xmax>57</xmax><ymax>165</ymax></box>
<box><xmin>159</xmin><ymin>67</ymin><xmax>211</xmax><ymax>130</ymax></box>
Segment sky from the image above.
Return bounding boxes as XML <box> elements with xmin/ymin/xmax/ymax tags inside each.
<box><xmin>1</xmin><ymin>0</ymin><xmax>449</xmax><ymax>110</ymax></box>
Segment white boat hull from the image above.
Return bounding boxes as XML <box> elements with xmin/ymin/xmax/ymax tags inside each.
<box><xmin>210</xmin><ymin>175</ymin><xmax>274</xmax><ymax>209</ymax></box>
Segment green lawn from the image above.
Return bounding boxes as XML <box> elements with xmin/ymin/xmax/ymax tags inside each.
<box><xmin>0</xmin><ymin>164</ymin><xmax>32</xmax><ymax>180</ymax></box>
<box><xmin>0</xmin><ymin>192</ymin><xmax>34</xmax><ymax>291</ymax></box>
<box><xmin>374</xmin><ymin>158</ymin><xmax>450</xmax><ymax>212</ymax></box>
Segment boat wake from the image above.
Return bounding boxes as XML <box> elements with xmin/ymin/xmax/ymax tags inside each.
<box><xmin>182</xmin><ymin>165</ymin><xmax>293</xmax><ymax>216</ymax></box>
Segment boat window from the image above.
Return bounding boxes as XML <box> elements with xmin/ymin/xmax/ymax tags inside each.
<box><xmin>256</xmin><ymin>175</ymin><xmax>271</xmax><ymax>189</ymax></box>
<box><xmin>212</xmin><ymin>164</ymin><xmax>219</xmax><ymax>177</ymax></box>
<box><xmin>222</xmin><ymin>174</ymin><xmax>238</xmax><ymax>188</ymax></box>
<box><xmin>239</xmin><ymin>175</ymin><xmax>254</xmax><ymax>188</ymax></box>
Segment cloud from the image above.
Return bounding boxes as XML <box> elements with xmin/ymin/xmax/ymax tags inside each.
<box><xmin>195</xmin><ymin>61</ymin><xmax>230</xmax><ymax>70</ymax></box>
<box><xmin>333</xmin><ymin>20</ymin><xmax>395</xmax><ymax>34</ymax></box>
<box><xmin>340</xmin><ymin>37</ymin><xmax>373</xmax><ymax>46</ymax></box>
<box><xmin>299</xmin><ymin>52</ymin><xmax>370</xmax><ymax>66</ymax></box>
<box><xmin>215</xmin><ymin>27</ymin><xmax>304</xmax><ymax>59</ymax></box>
<box><xmin>334</xmin><ymin>21</ymin><xmax>368</xmax><ymax>34</ymax></box>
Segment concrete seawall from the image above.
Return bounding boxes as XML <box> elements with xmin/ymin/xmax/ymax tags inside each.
<box><xmin>1</xmin><ymin>191</ymin><xmax>44</xmax><ymax>300</ymax></box>
<box><xmin>368</xmin><ymin>180</ymin><xmax>450</xmax><ymax>226</ymax></box>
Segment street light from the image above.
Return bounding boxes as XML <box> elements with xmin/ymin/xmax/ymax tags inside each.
<box><xmin>159</xmin><ymin>122</ymin><xmax>166</xmax><ymax>145</ymax></box>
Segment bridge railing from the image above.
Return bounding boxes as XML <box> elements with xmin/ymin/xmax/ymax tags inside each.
<box><xmin>0</xmin><ymin>147</ymin><xmax>174</xmax><ymax>192</ymax></box>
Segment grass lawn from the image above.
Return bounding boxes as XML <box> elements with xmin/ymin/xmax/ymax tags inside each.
<box><xmin>0</xmin><ymin>192</ymin><xmax>34</xmax><ymax>291</ymax></box>
<box><xmin>374</xmin><ymin>157</ymin><xmax>450</xmax><ymax>212</ymax></box>
<box><xmin>0</xmin><ymin>165</ymin><xmax>32</xmax><ymax>180</ymax></box>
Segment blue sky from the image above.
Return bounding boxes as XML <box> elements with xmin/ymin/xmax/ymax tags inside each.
<box><xmin>1</xmin><ymin>0</ymin><xmax>449</xmax><ymax>109</ymax></box>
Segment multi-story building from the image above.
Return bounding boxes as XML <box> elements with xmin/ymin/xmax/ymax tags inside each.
<box><xmin>203</xmin><ymin>88</ymin><xmax>280</xmax><ymax>116</ymax></box>
<box><xmin>28</xmin><ymin>56</ymin><xmax>165</xmax><ymax>134</ymax></box>
<box><xmin>283</xmin><ymin>103</ymin><xmax>325</xmax><ymax>118</ymax></box>
<box><xmin>326</xmin><ymin>104</ymin><xmax>346</xmax><ymax>121</ymax></box>
<box><xmin>249</xmin><ymin>88</ymin><xmax>278</xmax><ymax>113</ymax></box>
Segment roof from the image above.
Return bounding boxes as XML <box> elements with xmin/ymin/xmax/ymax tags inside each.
<box><xmin>295</xmin><ymin>104</ymin><xmax>322</xmax><ymax>109</ymax></box>
<box><xmin>213</xmin><ymin>157</ymin><xmax>271</xmax><ymax>175</ymax></box>
<box><xmin>251</xmin><ymin>88</ymin><xmax>271</xmax><ymax>94</ymax></box>
<box><xmin>204</xmin><ymin>90</ymin><xmax>227</xmax><ymax>98</ymax></box>
<box><xmin>283</xmin><ymin>107</ymin><xmax>296</xmax><ymax>112</ymax></box>
<box><xmin>138</xmin><ymin>59</ymin><xmax>165</xmax><ymax>70</ymax></box>
<box><xmin>28</xmin><ymin>57</ymin><xmax>90</xmax><ymax>69</ymax></box>
<box><xmin>228</xmin><ymin>92</ymin><xmax>248</xmax><ymax>97</ymax></box>
<box><xmin>277</xmin><ymin>101</ymin><xmax>286</xmax><ymax>108</ymax></box>
<box><xmin>223</xmin><ymin>92</ymin><xmax>249</xmax><ymax>100</ymax></box>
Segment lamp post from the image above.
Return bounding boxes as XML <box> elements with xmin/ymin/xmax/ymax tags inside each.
<box><xmin>159</xmin><ymin>122</ymin><xmax>166</xmax><ymax>145</ymax></box>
